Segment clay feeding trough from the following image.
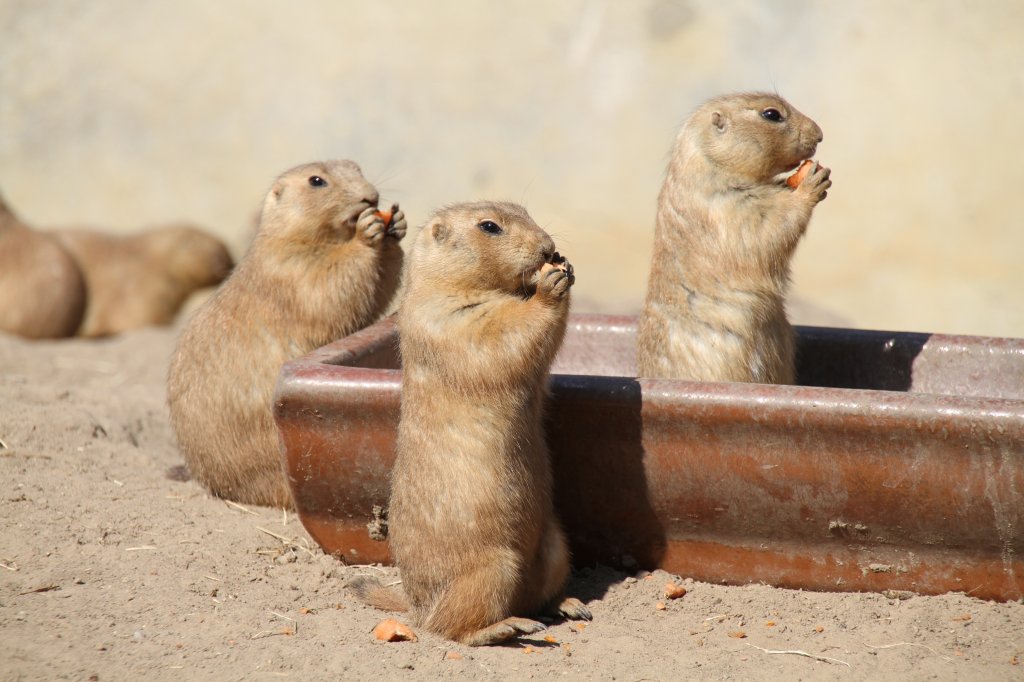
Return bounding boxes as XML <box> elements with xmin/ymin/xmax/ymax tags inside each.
<box><xmin>273</xmin><ymin>314</ymin><xmax>1024</xmax><ymax>602</ymax></box>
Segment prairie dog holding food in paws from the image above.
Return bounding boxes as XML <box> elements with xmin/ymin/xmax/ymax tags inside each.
<box><xmin>352</xmin><ymin>201</ymin><xmax>591</xmax><ymax>646</ymax></box>
<box><xmin>638</xmin><ymin>92</ymin><xmax>831</xmax><ymax>384</ymax></box>
<box><xmin>167</xmin><ymin>160</ymin><xmax>405</xmax><ymax>507</ymax></box>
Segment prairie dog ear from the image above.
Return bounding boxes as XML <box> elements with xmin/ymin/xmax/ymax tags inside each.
<box><xmin>266</xmin><ymin>180</ymin><xmax>285</xmax><ymax>206</ymax></box>
<box><xmin>430</xmin><ymin>219</ymin><xmax>449</xmax><ymax>243</ymax></box>
<box><xmin>711</xmin><ymin>110</ymin><xmax>728</xmax><ymax>134</ymax></box>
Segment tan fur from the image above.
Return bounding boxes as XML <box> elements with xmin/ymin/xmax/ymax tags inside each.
<box><xmin>167</xmin><ymin>160</ymin><xmax>405</xmax><ymax>507</ymax></box>
<box><xmin>348</xmin><ymin>576</ymin><xmax>411</xmax><ymax>613</ymax></box>
<box><xmin>0</xmin><ymin>193</ymin><xmax>86</xmax><ymax>339</ymax></box>
<box><xmin>54</xmin><ymin>224</ymin><xmax>234</xmax><ymax>337</ymax></box>
<box><xmin>367</xmin><ymin>201</ymin><xmax>590</xmax><ymax>646</ymax></box>
<box><xmin>638</xmin><ymin>92</ymin><xmax>831</xmax><ymax>384</ymax></box>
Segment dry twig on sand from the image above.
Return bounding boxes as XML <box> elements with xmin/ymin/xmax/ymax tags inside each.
<box><xmin>256</xmin><ymin>526</ymin><xmax>316</xmax><ymax>557</ymax></box>
<box><xmin>250</xmin><ymin>629</ymin><xmax>294</xmax><ymax>640</ymax></box>
<box><xmin>745</xmin><ymin>643</ymin><xmax>851</xmax><ymax>667</ymax></box>
<box><xmin>225</xmin><ymin>500</ymin><xmax>259</xmax><ymax>516</ymax></box>
<box><xmin>18</xmin><ymin>584</ymin><xmax>59</xmax><ymax>595</ymax></box>
<box><xmin>865</xmin><ymin>641</ymin><xmax>954</xmax><ymax>663</ymax></box>
<box><xmin>251</xmin><ymin>611</ymin><xmax>299</xmax><ymax>639</ymax></box>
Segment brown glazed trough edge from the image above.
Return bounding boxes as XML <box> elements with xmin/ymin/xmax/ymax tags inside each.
<box><xmin>273</xmin><ymin>314</ymin><xmax>1024</xmax><ymax>602</ymax></box>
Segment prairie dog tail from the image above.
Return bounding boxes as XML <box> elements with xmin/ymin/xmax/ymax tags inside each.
<box><xmin>348</xmin><ymin>576</ymin><xmax>410</xmax><ymax>613</ymax></box>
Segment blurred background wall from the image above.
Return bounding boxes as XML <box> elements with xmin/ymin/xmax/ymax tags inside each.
<box><xmin>2</xmin><ymin>0</ymin><xmax>1021</xmax><ymax>337</ymax></box>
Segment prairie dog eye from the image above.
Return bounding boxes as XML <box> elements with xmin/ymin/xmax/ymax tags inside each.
<box><xmin>478</xmin><ymin>220</ymin><xmax>503</xmax><ymax>235</ymax></box>
<box><xmin>308</xmin><ymin>176</ymin><xmax>327</xmax><ymax>187</ymax></box>
<box><xmin>760</xmin><ymin>108</ymin><xmax>784</xmax><ymax>122</ymax></box>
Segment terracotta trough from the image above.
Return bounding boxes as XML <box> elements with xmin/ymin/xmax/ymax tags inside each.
<box><xmin>273</xmin><ymin>314</ymin><xmax>1024</xmax><ymax>602</ymax></box>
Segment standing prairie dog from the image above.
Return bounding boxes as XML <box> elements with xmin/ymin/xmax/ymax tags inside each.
<box><xmin>638</xmin><ymin>92</ymin><xmax>831</xmax><ymax>384</ymax></box>
<box><xmin>54</xmin><ymin>224</ymin><xmax>234</xmax><ymax>337</ymax></box>
<box><xmin>0</xmin><ymin>193</ymin><xmax>86</xmax><ymax>339</ymax></box>
<box><xmin>352</xmin><ymin>201</ymin><xmax>591</xmax><ymax>646</ymax></box>
<box><xmin>167</xmin><ymin>160</ymin><xmax>405</xmax><ymax>507</ymax></box>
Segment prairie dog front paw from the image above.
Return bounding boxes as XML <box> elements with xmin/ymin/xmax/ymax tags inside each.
<box><xmin>537</xmin><ymin>256</ymin><xmax>574</xmax><ymax>300</ymax></box>
<box><xmin>382</xmin><ymin>203</ymin><xmax>407</xmax><ymax>241</ymax></box>
<box><xmin>357</xmin><ymin>206</ymin><xmax>387</xmax><ymax>245</ymax></box>
<box><xmin>795</xmin><ymin>161</ymin><xmax>831</xmax><ymax>204</ymax></box>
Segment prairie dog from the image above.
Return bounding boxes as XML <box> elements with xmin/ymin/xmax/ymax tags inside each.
<box><xmin>353</xmin><ymin>202</ymin><xmax>591</xmax><ymax>646</ymax></box>
<box><xmin>54</xmin><ymin>224</ymin><xmax>234</xmax><ymax>337</ymax></box>
<box><xmin>167</xmin><ymin>160</ymin><xmax>405</xmax><ymax>507</ymax></box>
<box><xmin>638</xmin><ymin>92</ymin><xmax>831</xmax><ymax>384</ymax></box>
<box><xmin>0</xmin><ymin>193</ymin><xmax>86</xmax><ymax>339</ymax></box>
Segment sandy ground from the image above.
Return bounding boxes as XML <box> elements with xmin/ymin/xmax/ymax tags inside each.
<box><xmin>2</xmin><ymin>324</ymin><xmax>1023</xmax><ymax>681</ymax></box>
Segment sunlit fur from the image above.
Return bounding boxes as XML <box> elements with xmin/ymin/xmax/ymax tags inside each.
<box><xmin>0</xmin><ymin>193</ymin><xmax>86</xmax><ymax>339</ymax></box>
<box><xmin>167</xmin><ymin>160</ymin><xmax>405</xmax><ymax>507</ymax></box>
<box><xmin>354</xmin><ymin>201</ymin><xmax>589</xmax><ymax>646</ymax></box>
<box><xmin>54</xmin><ymin>224</ymin><xmax>234</xmax><ymax>337</ymax></box>
<box><xmin>638</xmin><ymin>92</ymin><xmax>831</xmax><ymax>384</ymax></box>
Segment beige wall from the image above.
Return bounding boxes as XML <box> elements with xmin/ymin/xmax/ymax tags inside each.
<box><xmin>2</xmin><ymin>0</ymin><xmax>1021</xmax><ymax>337</ymax></box>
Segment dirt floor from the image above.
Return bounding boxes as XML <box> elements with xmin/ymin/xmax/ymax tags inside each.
<box><xmin>2</xmin><ymin>324</ymin><xmax>1022</xmax><ymax>681</ymax></box>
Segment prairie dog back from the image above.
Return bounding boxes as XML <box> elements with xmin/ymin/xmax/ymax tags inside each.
<box><xmin>0</xmin><ymin>194</ymin><xmax>86</xmax><ymax>339</ymax></box>
<box><xmin>54</xmin><ymin>224</ymin><xmax>234</xmax><ymax>337</ymax></box>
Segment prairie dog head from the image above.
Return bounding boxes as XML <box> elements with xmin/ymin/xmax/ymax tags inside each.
<box><xmin>408</xmin><ymin>201</ymin><xmax>557</xmax><ymax>296</ymax></box>
<box><xmin>682</xmin><ymin>92</ymin><xmax>823</xmax><ymax>183</ymax></box>
<box><xmin>258</xmin><ymin>159</ymin><xmax>380</xmax><ymax>249</ymax></box>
